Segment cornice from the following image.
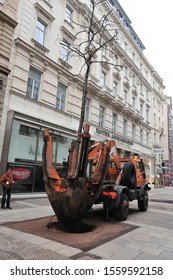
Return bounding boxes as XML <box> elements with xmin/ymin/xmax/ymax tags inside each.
<box><xmin>0</xmin><ymin>10</ymin><xmax>18</xmax><ymax>27</ymax></box>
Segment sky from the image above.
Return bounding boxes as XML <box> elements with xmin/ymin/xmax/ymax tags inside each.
<box><xmin>119</xmin><ymin>0</ymin><xmax>173</xmax><ymax>97</ymax></box>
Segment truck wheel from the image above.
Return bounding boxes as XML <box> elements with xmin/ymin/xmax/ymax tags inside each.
<box><xmin>114</xmin><ymin>193</ymin><xmax>129</xmax><ymax>221</ymax></box>
<box><xmin>122</xmin><ymin>162</ymin><xmax>136</xmax><ymax>188</ymax></box>
<box><xmin>138</xmin><ymin>190</ymin><xmax>148</xmax><ymax>211</ymax></box>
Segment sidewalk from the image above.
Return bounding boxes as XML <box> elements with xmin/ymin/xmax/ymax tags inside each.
<box><xmin>0</xmin><ymin>188</ymin><xmax>173</xmax><ymax>260</ymax></box>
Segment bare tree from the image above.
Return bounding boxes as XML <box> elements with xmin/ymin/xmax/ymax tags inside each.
<box><xmin>60</xmin><ymin>0</ymin><xmax>123</xmax><ymax>170</ymax></box>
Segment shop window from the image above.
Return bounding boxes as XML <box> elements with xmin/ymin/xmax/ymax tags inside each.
<box><xmin>8</xmin><ymin>122</ymin><xmax>38</xmax><ymax>163</ymax></box>
<box><xmin>26</xmin><ymin>67</ymin><xmax>41</xmax><ymax>100</ymax></box>
<box><xmin>56</xmin><ymin>82</ymin><xmax>67</xmax><ymax>111</ymax></box>
<box><xmin>19</xmin><ymin>125</ymin><xmax>37</xmax><ymax>137</ymax></box>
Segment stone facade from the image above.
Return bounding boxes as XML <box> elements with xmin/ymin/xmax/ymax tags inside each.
<box><xmin>0</xmin><ymin>0</ymin><xmax>165</xmax><ymax>189</ymax></box>
<box><xmin>0</xmin><ymin>0</ymin><xmax>18</xmax><ymax>136</ymax></box>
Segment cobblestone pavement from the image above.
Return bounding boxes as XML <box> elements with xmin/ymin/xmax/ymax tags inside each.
<box><xmin>0</xmin><ymin>232</ymin><xmax>68</xmax><ymax>260</ymax></box>
<box><xmin>0</xmin><ymin>187</ymin><xmax>173</xmax><ymax>260</ymax></box>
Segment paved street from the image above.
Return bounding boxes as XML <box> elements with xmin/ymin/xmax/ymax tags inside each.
<box><xmin>0</xmin><ymin>187</ymin><xmax>173</xmax><ymax>260</ymax></box>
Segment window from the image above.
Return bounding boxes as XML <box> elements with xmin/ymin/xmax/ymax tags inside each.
<box><xmin>35</xmin><ymin>19</ymin><xmax>46</xmax><ymax>45</ymax></box>
<box><xmin>132</xmin><ymin>124</ymin><xmax>135</xmax><ymax>141</ymax></box>
<box><xmin>132</xmin><ymin>74</ymin><xmax>135</xmax><ymax>85</ymax></box>
<box><xmin>154</xmin><ymin>113</ymin><xmax>156</xmax><ymax>126</ymax></box>
<box><xmin>113</xmin><ymin>81</ymin><xmax>118</xmax><ymax>96</ymax></box>
<box><xmin>140</xmin><ymin>104</ymin><xmax>143</xmax><ymax>117</ymax></box>
<box><xmin>124</xmin><ymin>42</ymin><xmax>128</xmax><ymax>51</ymax></box>
<box><xmin>26</xmin><ymin>67</ymin><xmax>41</xmax><ymax>100</ymax></box>
<box><xmin>0</xmin><ymin>0</ymin><xmax>4</xmax><ymax>4</ymax></box>
<box><xmin>154</xmin><ymin>132</ymin><xmax>156</xmax><ymax>143</ymax></box>
<box><xmin>99</xmin><ymin>106</ymin><xmax>105</xmax><ymax>127</ymax></box>
<box><xmin>132</xmin><ymin>52</ymin><xmax>135</xmax><ymax>62</ymax></box>
<box><xmin>146</xmin><ymin>108</ymin><xmax>149</xmax><ymax>122</ymax></box>
<box><xmin>101</xmin><ymin>71</ymin><xmax>106</xmax><ymax>87</ymax></box>
<box><xmin>56</xmin><ymin>82</ymin><xmax>67</xmax><ymax>111</ymax></box>
<box><xmin>145</xmin><ymin>70</ymin><xmax>148</xmax><ymax>79</ymax></box>
<box><xmin>60</xmin><ymin>40</ymin><xmax>70</xmax><ymax>62</ymax></box>
<box><xmin>114</xmin><ymin>55</ymin><xmax>118</xmax><ymax>66</ymax></box>
<box><xmin>85</xmin><ymin>98</ymin><xmax>90</xmax><ymax>121</ymax></box>
<box><xmin>89</xmin><ymin>29</ymin><xmax>94</xmax><ymax>41</ymax></box>
<box><xmin>102</xmin><ymin>44</ymin><xmax>108</xmax><ymax>57</ymax></box>
<box><xmin>153</xmin><ymin>97</ymin><xmax>156</xmax><ymax>107</ymax></box>
<box><xmin>140</xmin><ymin>129</ymin><xmax>143</xmax><ymax>143</ymax></box>
<box><xmin>112</xmin><ymin>113</ymin><xmax>117</xmax><ymax>133</ymax></box>
<box><xmin>19</xmin><ymin>125</ymin><xmax>37</xmax><ymax>137</ymax></box>
<box><xmin>140</xmin><ymin>83</ymin><xmax>143</xmax><ymax>94</ymax></box>
<box><xmin>65</xmin><ymin>5</ymin><xmax>73</xmax><ymax>24</ymax></box>
<box><xmin>124</xmin><ymin>90</ymin><xmax>127</xmax><ymax>105</ymax></box>
<box><xmin>132</xmin><ymin>96</ymin><xmax>136</xmax><ymax>110</ymax></box>
<box><xmin>124</xmin><ymin>65</ymin><xmax>128</xmax><ymax>78</ymax></box>
<box><xmin>123</xmin><ymin>119</ymin><xmax>127</xmax><ymax>137</ymax></box>
<box><xmin>140</xmin><ymin>63</ymin><xmax>143</xmax><ymax>72</ymax></box>
<box><xmin>146</xmin><ymin>132</ymin><xmax>149</xmax><ymax>146</ymax></box>
<box><xmin>158</xmin><ymin>102</ymin><xmax>160</xmax><ymax>112</ymax></box>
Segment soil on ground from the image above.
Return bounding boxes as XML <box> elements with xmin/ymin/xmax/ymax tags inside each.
<box><xmin>6</xmin><ymin>208</ymin><xmax>137</xmax><ymax>251</ymax></box>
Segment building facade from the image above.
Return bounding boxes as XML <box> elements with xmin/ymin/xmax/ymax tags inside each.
<box><xmin>162</xmin><ymin>96</ymin><xmax>173</xmax><ymax>185</ymax></box>
<box><xmin>0</xmin><ymin>0</ymin><xmax>18</xmax><ymax>142</ymax></box>
<box><xmin>0</xmin><ymin>0</ymin><xmax>165</xmax><ymax>192</ymax></box>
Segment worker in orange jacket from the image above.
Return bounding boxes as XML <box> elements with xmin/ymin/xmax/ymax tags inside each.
<box><xmin>0</xmin><ymin>168</ymin><xmax>14</xmax><ymax>209</ymax></box>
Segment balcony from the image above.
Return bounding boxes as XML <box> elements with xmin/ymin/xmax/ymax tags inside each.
<box><xmin>122</xmin><ymin>106</ymin><xmax>134</xmax><ymax>117</ymax></box>
<box><xmin>101</xmin><ymin>85</ymin><xmax>114</xmax><ymax>102</ymax></box>
<box><xmin>87</xmin><ymin>75</ymin><xmax>101</xmax><ymax>93</ymax></box>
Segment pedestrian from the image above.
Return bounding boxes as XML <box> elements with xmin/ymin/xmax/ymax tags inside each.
<box><xmin>0</xmin><ymin>168</ymin><xmax>14</xmax><ymax>209</ymax></box>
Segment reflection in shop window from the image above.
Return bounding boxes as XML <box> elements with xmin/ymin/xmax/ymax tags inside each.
<box><xmin>8</xmin><ymin>122</ymin><xmax>73</xmax><ymax>166</ymax></box>
<box><xmin>52</xmin><ymin>134</ymin><xmax>72</xmax><ymax>164</ymax></box>
<box><xmin>8</xmin><ymin>122</ymin><xmax>38</xmax><ymax>163</ymax></box>
<box><xmin>19</xmin><ymin>124</ymin><xmax>37</xmax><ymax>137</ymax></box>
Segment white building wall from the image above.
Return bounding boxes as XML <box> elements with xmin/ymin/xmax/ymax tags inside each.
<box><xmin>0</xmin><ymin>0</ymin><xmax>166</xmax><ymax>176</ymax></box>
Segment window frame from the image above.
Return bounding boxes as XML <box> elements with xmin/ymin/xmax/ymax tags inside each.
<box><xmin>26</xmin><ymin>67</ymin><xmax>41</xmax><ymax>101</ymax></box>
<box><xmin>35</xmin><ymin>18</ymin><xmax>47</xmax><ymax>45</ymax></box>
<box><xmin>56</xmin><ymin>82</ymin><xmax>67</xmax><ymax>111</ymax></box>
<box><xmin>85</xmin><ymin>98</ymin><xmax>90</xmax><ymax>121</ymax></box>
<box><xmin>60</xmin><ymin>39</ymin><xmax>70</xmax><ymax>62</ymax></box>
<box><xmin>112</xmin><ymin>113</ymin><xmax>117</xmax><ymax>133</ymax></box>
<box><xmin>99</xmin><ymin>105</ymin><xmax>105</xmax><ymax>127</ymax></box>
<box><xmin>101</xmin><ymin>71</ymin><xmax>106</xmax><ymax>87</ymax></box>
<box><xmin>65</xmin><ymin>5</ymin><xmax>73</xmax><ymax>24</ymax></box>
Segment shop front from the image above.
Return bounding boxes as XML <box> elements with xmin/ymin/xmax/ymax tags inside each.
<box><xmin>4</xmin><ymin>113</ymin><xmax>76</xmax><ymax>193</ymax></box>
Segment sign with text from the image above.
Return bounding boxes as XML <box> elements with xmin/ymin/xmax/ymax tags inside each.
<box><xmin>152</xmin><ymin>148</ymin><xmax>165</xmax><ymax>155</ymax></box>
<box><xmin>95</xmin><ymin>128</ymin><xmax>133</xmax><ymax>145</ymax></box>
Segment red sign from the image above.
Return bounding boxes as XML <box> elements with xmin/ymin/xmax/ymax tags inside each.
<box><xmin>12</xmin><ymin>168</ymin><xmax>31</xmax><ymax>181</ymax></box>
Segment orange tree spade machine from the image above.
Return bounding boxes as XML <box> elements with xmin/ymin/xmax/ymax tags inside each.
<box><xmin>42</xmin><ymin>124</ymin><xmax>150</xmax><ymax>230</ymax></box>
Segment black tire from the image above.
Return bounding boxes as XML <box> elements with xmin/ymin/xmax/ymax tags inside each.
<box><xmin>138</xmin><ymin>190</ymin><xmax>148</xmax><ymax>211</ymax></box>
<box><xmin>122</xmin><ymin>162</ymin><xmax>136</xmax><ymax>188</ymax></box>
<box><xmin>114</xmin><ymin>193</ymin><xmax>129</xmax><ymax>221</ymax></box>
